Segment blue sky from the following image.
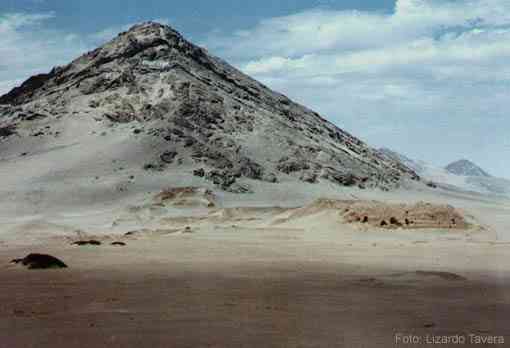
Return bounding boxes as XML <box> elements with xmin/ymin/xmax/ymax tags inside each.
<box><xmin>1</xmin><ymin>0</ymin><xmax>510</xmax><ymax>178</ymax></box>
<box><xmin>1</xmin><ymin>0</ymin><xmax>396</xmax><ymax>38</ymax></box>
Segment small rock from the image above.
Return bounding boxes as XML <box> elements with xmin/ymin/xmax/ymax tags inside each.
<box><xmin>300</xmin><ymin>171</ymin><xmax>317</xmax><ymax>183</ymax></box>
<box><xmin>193</xmin><ymin>168</ymin><xmax>206</xmax><ymax>177</ymax></box>
<box><xmin>72</xmin><ymin>240</ymin><xmax>102</xmax><ymax>246</ymax></box>
<box><xmin>262</xmin><ymin>172</ymin><xmax>278</xmax><ymax>183</ymax></box>
<box><xmin>234</xmin><ymin>157</ymin><xmax>265</xmax><ymax>180</ymax></box>
<box><xmin>277</xmin><ymin>159</ymin><xmax>310</xmax><ymax>174</ymax></box>
<box><xmin>160</xmin><ymin>151</ymin><xmax>177</xmax><ymax>164</ymax></box>
<box><xmin>144</xmin><ymin>163</ymin><xmax>165</xmax><ymax>171</ymax></box>
<box><xmin>390</xmin><ymin>217</ymin><xmax>402</xmax><ymax>226</ymax></box>
<box><xmin>427</xmin><ymin>181</ymin><xmax>438</xmax><ymax>189</ymax></box>
<box><xmin>184</xmin><ymin>137</ymin><xmax>195</xmax><ymax>147</ymax></box>
<box><xmin>0</xmin><ymin>125</ymin><xmax>16</xmax><ymax>138</ymax></box>
<box><xmin>205</xmin><ymin>170</ymin><xmax>236</xmax><ymax>190</ymax></box>
<box><xmin>228</xmin><ymin>182</ymin><xmax>253</xmax><ymax>194</ymax></box>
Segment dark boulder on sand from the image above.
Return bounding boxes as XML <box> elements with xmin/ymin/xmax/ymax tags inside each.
<box><xmin>11</xmin><ymin>253</ymin><xmax>68</xmax><ymax>269</ymax></box>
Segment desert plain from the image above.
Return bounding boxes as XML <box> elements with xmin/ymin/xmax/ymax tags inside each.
<box><xmin>2</xmin><ymin>178</ymin><xmax>510</xmax><ymax>348</ymax></box>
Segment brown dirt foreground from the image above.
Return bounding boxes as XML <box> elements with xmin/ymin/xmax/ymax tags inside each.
<box><xmin>1</xmin><ymin>233</ymin><xmax>510</xmax><ymax>348</ymax></box>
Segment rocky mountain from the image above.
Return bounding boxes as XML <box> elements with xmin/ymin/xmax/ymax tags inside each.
<box><xmin>0</xmin><ymin>22</ymin><xmax>418</xmax><ymax>195</ymax></box>
<box><xmin>445</xmin><ymin>159</ymin><xmax>491</xmax><ymax>178</ymax></box>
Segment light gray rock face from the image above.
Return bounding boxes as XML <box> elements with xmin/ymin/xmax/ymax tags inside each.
<box><xmin>445</xmin><ymin>160</ymin><xmax>491</xmax><ymax>177</ymax></box>
<box><xmin>0</xmin><ymin>22</ymin><xmax>418</xmax><ymax>191</ymax></box>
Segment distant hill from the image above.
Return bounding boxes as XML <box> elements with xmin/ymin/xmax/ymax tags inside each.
<box><xmin>445</xmin><ymin>159</ymin><xmax>491</xmax><ymax>177</ymax></box>
<box><xmin>380</xmin><ymin>149</ymin><xmax>509</xmax><ymax>197</ymax></box>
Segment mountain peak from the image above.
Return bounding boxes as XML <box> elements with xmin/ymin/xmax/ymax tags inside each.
<box><xmin>445</xmin><ymin>159</ymin><xmax>491</xmax><ymax>177</ymax></box>
<box><xmin>129</xmin><ymin>21</ymin><xmax>168</xmax><ymax>31</ymax></box>
<box><xmin>120</xmin><ymin>21</ymin><xmax>183</xmax><ymax>41</ymax></box>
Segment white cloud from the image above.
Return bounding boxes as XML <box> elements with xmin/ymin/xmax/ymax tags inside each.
<box><xmin>206</xmin><ymin>0</ymin><xmax>510</xmax><ymax>59</ymax></box>
<box><xmin>0</xmin><ymin>12</ymin><xmax>89</xmax><ymax>94</ymax></box>
<box><xmin>205</xmin><ymin>0</ymin><xmax>510</xmax><ymax>177</ymax></box>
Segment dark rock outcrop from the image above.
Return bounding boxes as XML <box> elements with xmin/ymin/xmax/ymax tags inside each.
<box><xmin>0</xmin><ymin>125</ymin><xmax>16</xmax><ymax>138</ymax></box>
<box><xmin>72</xmin><ymin>240</ymin><xmax>102</xmax><ymax>246</ymax></box>
<box><xmin>0</xmin><ymin>73</ymin><xmax>53</xmax><ymax>105</ymax></box>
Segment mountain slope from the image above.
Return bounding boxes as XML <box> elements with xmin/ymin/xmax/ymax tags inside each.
<box><xmin>445</xmin><ymin>159</ymin><xmax>491</xmax><ymax>177</ymax></box>
<box><xmin>378</xmin><ymin>148</ymin><xmax>426</xmax><ymax>174</ymax></box>
<box><xmin>0</xmin><ymin>22</ymin><xmax>418</xmax><ymax>199</ymax></box>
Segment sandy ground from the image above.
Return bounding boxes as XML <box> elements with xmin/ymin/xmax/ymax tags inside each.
<box><xmin>1</xmin><ymin>130</ymin><xmax>510</xmax><ymax>347</ymax></box>
<box><xmin>2</xmin><ymin>232</ymin><xmax>510</xmax><ymax>348</ymax></box>
<box><xmin>2</xmin><ymin>184</ymin><xmax>510</xmax><ymax>348</ymax></box>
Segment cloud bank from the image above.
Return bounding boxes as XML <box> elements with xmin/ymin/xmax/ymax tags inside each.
<box><xmin>0</xmin><ymin>13</ymin><xmax>89</xmax><ymax>94</ymax></box>
<box><xmin>205</xmin><ymin>0</ymin><xmax>510</xmax><ymax>176</ymax></box>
